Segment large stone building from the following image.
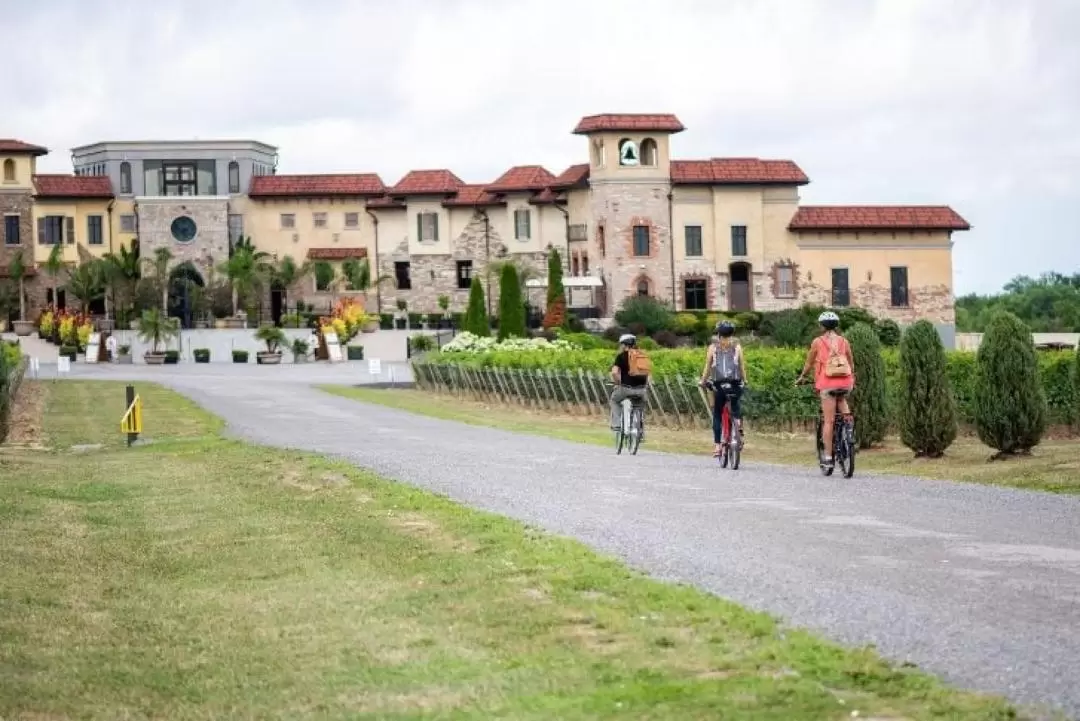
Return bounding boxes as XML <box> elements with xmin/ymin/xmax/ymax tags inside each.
<box><xmin>1</xmin><ymin>113</ymin><xmax>969</xmax><ymax>344</ymax></box>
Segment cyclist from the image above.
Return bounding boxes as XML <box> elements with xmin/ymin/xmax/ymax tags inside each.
<box><xmin>795</xmin><ymin>310</ymin><xmax>855</xmax><ymax>469</ymax></box>
<box><xmin>699</xmin><ymin>320</ymin><xmax>748</xmax><ymax>457</ymax></box>
<box><xmin>609</xmin><ymin>333</ymin><xmax>649</xmax><ymax>432</ymax></box>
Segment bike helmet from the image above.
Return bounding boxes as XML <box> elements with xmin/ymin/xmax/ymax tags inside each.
<box><xmin>715</xmin><ymin>320</ymin><xmax>736</xmax><ymax>337</ymax></box>
<box><xmin>618</xmin><ymin>333</ymin><xmax>637</xmax><ymax>347</ymax></box>
<box><xmin>818</xmin><ymin>310</ymin><xmax>840</xmax><ymax>330</ymax></box>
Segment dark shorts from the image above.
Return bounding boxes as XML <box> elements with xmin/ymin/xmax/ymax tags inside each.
<box><xmin>713</xmin><ymin>382</ymin><xmax>744</xmax><ymax>419</ymax></box>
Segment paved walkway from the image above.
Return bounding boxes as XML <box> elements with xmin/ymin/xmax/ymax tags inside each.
<box><xmin>45</xmin><ymin>365</ymin><xmax>1080</xmax><ymax>716</ymax></box>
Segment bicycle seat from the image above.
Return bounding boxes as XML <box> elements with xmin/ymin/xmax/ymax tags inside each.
<box><xmin>825</xmin><ymin>389</ymin><xmax>849</xmax><ymax>397</ymax></box>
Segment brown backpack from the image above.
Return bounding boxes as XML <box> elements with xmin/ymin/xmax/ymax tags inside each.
<box><xmin>627</xmin><ymin>348</ymin><xmax>652</xmax><ymax>378</ymax></box>
<box><xmin>823</xmin><ymin>335</ymin><xmax>852</xmax><ymax>378</ymax></box>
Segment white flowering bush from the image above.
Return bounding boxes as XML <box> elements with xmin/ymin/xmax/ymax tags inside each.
<box><xmin>440</xmin><ymin>331</ymin><xmax>580</xmax><ymax>354</ymax></box>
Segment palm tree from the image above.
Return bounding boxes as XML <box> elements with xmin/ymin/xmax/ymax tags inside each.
<box><xmin>137</xmin><ymin>306</ymin><xmax>179</xmax><ymax>357</ymax></box>
<box><xmin>8</xmin><ymin>250</ymin><xmax>29</xmax><ymax>323</ymax></box>
<box><xmin>103</xmin><ymin>245</ymin><xmax>141</xmax><ymax>323</ymax></box>
<box><xmin>312</xmin><ymin>260</ymin><xmax>337</xmax><ymax>303</ymax></box>
<box><xmin>142</xmin><ymin>247</ymin><xmax>173</xmax><ymax>311</ymax></box>
<box><xmin>66</xmin><ymin>259</ymin><xmax>106</xmax><ymax>314</ymax></box>
<box><xmin>340</xmin><ymin>258</ymin><xmax>392</xmax><ymax>308</ymax></box>
<box><xmin>42</xmin><ymin>244</ymin><xmax>65</xmax><ymax>309</ymax></box>
<box><xmin>270</xmin><ymin>255</ymin><xmax>312</xmax><ymax>311</ymax></box>
<box><xmin>219</xmin><ymin>237</ymin><xmax>271</xmax><ymax>315</ymax></box>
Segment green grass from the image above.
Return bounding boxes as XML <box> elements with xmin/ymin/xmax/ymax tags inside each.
<box><xmin>320</xmin><ymin>386</ymin><xmax>1080</xmax><ymax>495</ymax></box>
<box><xmin>0</xmin><ymin>381</ymin><xmax>1031</xmax><ymax>719</ymax></box>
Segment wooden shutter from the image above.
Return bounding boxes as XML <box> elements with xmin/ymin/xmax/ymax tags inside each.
<box><xmin>416</xmin><ymin>213</ymin><xmax>423</xmax><ymax>241</ymax></box>
<box><xmin>524</xmin><ymin>210</ymin><xmax>531</xmax><ymax>239</ymax></box>
<box><xmin>432</xmin><ymin>213</ymin><xmax>439</xmax><ymax>241</ymax></box>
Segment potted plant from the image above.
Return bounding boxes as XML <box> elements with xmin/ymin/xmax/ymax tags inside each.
<box><xmin>291</xmin><ymin>337</ymin><xmax>310</xmax><ymax>363</ymax></box>
<box><xmin>190</xmin><ymin>284</ymin><xmax>210</xmax><ymax>329</ymax></box>
<box><xmin>232</xmin><ymin>349</ymin><xmax>249</xmax><ymax>363</ymax></box>
<box><xmin>254</xmin><ymin>326</ymin><xmax>286</xmax><ymax>365</ymax></box>
<box><xmin>59</xmin><ymin>344</ymin><xmax>78</xmax><ymax>362</ymax></box>
<box><xmin>116</xmin><ymin>344</ymin><xmax>133</xmax><ymax>364</ymax></box>
<box><xmin>9</xmin><ymin>251</ymin><xmax>35</xmax><ymax>336</ymax></box>
<box><xmin>346</xmin><ymin>345</ymin><xmax>364</xmax><ymax>361</ymax></box>
<box><xmin>137</xmin><ymin>307</ymin><xmax>179</xmax><ymax>365</ymax></box>
<box><xmin>164</xmin><ymin>350</ymin><xmax>180</xmax><ymax>365</ymax></box>
<box><xmin>394</xmin><ymin>299</ymin><xmax>408</xmax><ymax>330</ymax></box>
<box><xmin>193</xmin><ymin>348</ymin><xmax>211</xmax><ymax>363</ymax></box>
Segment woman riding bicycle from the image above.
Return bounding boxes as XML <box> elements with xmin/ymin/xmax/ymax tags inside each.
<box><xmin>699</xmin><ymin>320</ymin><xmax>748</xmax><ymax>458</ymax></box>
<box><xmin>795</xmin><ymin>311</ymin><xmax>855</xmax><ymax>470</ymax></box>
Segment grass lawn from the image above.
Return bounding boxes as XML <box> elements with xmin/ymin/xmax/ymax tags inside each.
<box><xmin>0</xmin><ymin>381</ymin><xmax>1029</xmax><ymax>719</ymax></box>
<box><xmin>321</xmin><ymin>386</ymin><xmax>1080</xmax><ymax>495</ymax></box>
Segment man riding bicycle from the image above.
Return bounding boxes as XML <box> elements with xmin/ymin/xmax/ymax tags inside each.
<box><xmin>795</xmin><ymin>310</ymin><xmax>855</xmax><ymax>470</ymax></box>
<box><xmin>609</xmin><ymin>333</ymin><xmax>649</xmax><ymax>431</ymax></box>
<box><xmin>699</xmin><ymin>320</ymin><xmax>748</xmax><ymax>457</ymax></box>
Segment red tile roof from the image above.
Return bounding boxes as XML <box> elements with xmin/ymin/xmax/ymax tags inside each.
<box><xmin>0</xmin><ymin>139</ymin><xmax>48</xmax><ymax>155</ymax></box>
<box><xmin>307</xmin><ymin>247</ymin><xmax>369</xmax><ymax>260</ymax></box>
<box><xmin>789</xmin><ymin>206</ymin><xmax>971</xmax><ymax>231</ymax></box>
<box><xmin>550</xmin><ymin>163</ymin><xmax>590</xmax><ymax>189</ymax></box>
<box><xmin>249</xmin><ymin>174</ymin><xmax>385</xmax><ymax>197</ymax></box>
<box><xmin>573</xmin><ymin>114</ymin><xmax>685</xmax><ymax>135</ymax></box>
<box><xmin>388</xmin><ymin>169</ymin><xmax>465</xmax><ymax>195</ymax></box>
<box><xmin>671</xmin><ymin>158</ymin><xmax>809</xmax><ymax>185</ymax></box>
<box><xmin>442</xmin><ymin>184</ymin><xmax>505</xmax><ymax>207</ymax></box>
<box><xmin>528</xmin><ymin>188</ymin><xmax>565</xmax><ymax>205</ymax></box>
<box><xmin>366</xmin><ymin>196</ymin><xmax>406</xmax><ymax>209</ymax></box>
<box><xmin>32</xmin><ymin>174</ymin><xmax>114</xmax><ymax>198</ymax></box>
<box><xmin>485</xmin><ymin>165</ymin><xmax>556</xmax><ymax>193</ymax></box>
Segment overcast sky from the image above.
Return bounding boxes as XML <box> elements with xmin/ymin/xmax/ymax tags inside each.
<box><xmin>7</xmin><ymin>0</ymin><xmax>1077</xmax><ymax>295</ymax></box>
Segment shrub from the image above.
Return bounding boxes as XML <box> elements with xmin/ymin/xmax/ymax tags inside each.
<box><xmin>410</xmin><ymin>334</ymin><xmax>435</xmax><ymax>352</ymax></box>
<box><xmin>565</xmin><ymin>313</ymin><xmax>585</xmax><ymax>332</ymax></box>
<box><xmin>875</xmin><ymin>319</ymin><xmax>901</xmax><ymax>346</ymax></box>
<box><xmin>846</xmin><ymin>322</ymin><xmax>888</xmax><ymax>448</ymax></box>
<box><xmin>897</xmin><ymin>320</ymin><xmax>957</xmax><ymax>457</ymax></box>
<box><xmin>546</xmin><ymin>249</ymin><xmax>565</xmax><ymax>308</ymax></box>
<box><xmin>652</xmin><ymin>329</ymin><xmax>680</xmax><ymax>348</ymax></box>
<box><xmin>164</xmin><ymin>350</ymin><xmax>180</xmax><ymax>364</ymax></box>
<box><xmin>733</xmin><ymin>311</ymin><xmax>762</xmax><ymax>332</ymax></box>
<box><xmin>638</xmin><ymin>337</ymin><xmax>660</xmax><ymax>351</ymax></box>
<box><xmin>559</xmin><ymin>332</ymin><xmax>617</xmax><ymax>350</ymax></box>
<box><xmin>672</xmin><ymin>313</ymin><xmax>700</xmax><ymax>335</ymax></box>
<box><xmin>972</xmin><ymin>311</ymin><xmax>1047</xmax><ymax>456</ymax></box>
<box><xmin>463</xmin><ymin>277</ymin><xmax>489</xmax><ymax>337</ymax></box>
<box><xmin>441</xmin><ymin>331</ymin><xmax>579</xmax><ymax>354</ymax></box>
<box><xmin>497</xmin><ymin>265</ymin><xmax>526</xmax><ymax>340</ymax></box>
<box><xmin>232</xmin><ymin>350</ymin><xmax>249</xmax><ymax>363</ymax></box>
<box><xmin>1074</xmin><ymin>345</ymin><xmax>1080</xmax><ymax>428</ymax></box>
<box><xmin>193</xmin><ymin>348</ymin><xmax>210</xmax><ymax>363</ymax></box>
<box><xmin>602</xmin><ymin>326</ymin><xmax>628</xmax><ymax>344</ymax></box>
<box><xmin>838</xmin><ymin>307</ymin><xmax>876</xmax><ymax>330</ymax></box>
<box><xmin>614</xmin><ymin>296</ymin><xmax>674</xmax><ymax>335</ymax></box>
<box><xmin>765</xmin><ymin>310</ymin><xmax>813</xmax><ymax>348</ymax></box>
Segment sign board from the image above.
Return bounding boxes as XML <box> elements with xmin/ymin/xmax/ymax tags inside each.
<box><xmin>30</xmin><ymin>357</ymin><xmax>40</xmax><ymax>379</ymax></box>
<box><xmin>57</xmin><ymin>356</ymin><xmax>71</xmax><ymax>375</ymax></box>
<box><xmin>84</xmin><ymin>332</ymin><xmax>101</xmax><ymax>364</ymax></box>
<box><xmin>120</xmin><ymin>395</ymin><xmax>143</xmax><ymax>435</ymax></box>
<box><xmin>324</xmin><ymin>331</ymin><xmax>343</xmax><ymax>363</ymax></box>
<box><xmin>368</xmin><ymin>358</ymin><xmax>382</xmax><ymax>376</ymax></box>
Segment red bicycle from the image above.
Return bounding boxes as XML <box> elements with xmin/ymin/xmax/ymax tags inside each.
<box><xmin>703</xmin><ymin>380</ymin><xmax>741</xmax><ymax>470</ymax></box>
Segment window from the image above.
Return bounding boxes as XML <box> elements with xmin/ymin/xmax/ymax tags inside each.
<box><xmin>571</xmin><ymin>254</ymin><xmax>580</xmax><ymax>276</ymax></box>
<box><xmin>394</xmin><ymin>261</ymin><xmax>412</xmax><ymax>290</ymax></box>
<box><xmin>39</xmin><ymin>215</ymin><xmax>65</xmax><ymax>245</ymax></box>
<box><xmin>684</xmin><ymin>279</ymin><xmax>708</xmax><ymax>310</ymax></box>
<box><xmin>162</xmin><ymin>162</ymin><xmax>197</xmax><ymax>196</ymax></box>
<box><xmin>228</xmin><ymin>161</ymin><xmax>240</xmax><ymax>194</ymax></box>
<box><xmin>456</xmin><ymin>260</ymin><xmax>473</xmax><ymax>289</ymax></box>
<box><xmin>684</xmin><ymin>225</ymin><xmax>702</xmax><ymax>257</ymax></box>
<box><xmin>890</xmin><ymin>266</ymin><xmax>909</xmax><ymax>307</ymax></box>
<box><xmin>568</xmin><ymin>223</ymin><xmax>587</xmax><ymax>241</ymax></box>
<box><xmin>632</xmin><ymin>225</ymin><xmax>650</xmax><ymax>256</ymax></box>
<box><xmin>280</xmin><ymin>213</ymin><xmax>295</xmax><ymax>229</ymax></box>
<box><xmin>119</xmin><ymin>162</ymin><xmax>132</xmax><ymax>194</ymax></box>
<box><xmin>4</xmin><ymin>215</ymin><xmax>19</xmax><ymax>245</ymax></box>
<box><xmin>120</xmin><ymin>214</ymin><xmax>136</xmax><ymax>233</ymax></box>
<box><xmin>775</xmin><ymin>265</ymin><xmax>795</xmax><ymax>297</ymax></box>
<box><xmin>514</xmin><ymin>209</ymin><xmax>531</xmax><ymax>240</ymax></box>
<box><xmin>313</xmin><ymin>212</ymin><xmax>327</xmax><ymax>228</ymax></box>
<box><xmin>597</xmin><ymin>224</ymin><xmax>605</xmax><ymax>258</ymax></box>
<box><xmin>315</xmin><ymin>267</ymin><xmax>333</xmax><ymax>292</ymax></box>
<box><xmin>418</xmin><ymin>212</ymin><xmax>439</xmax><ymax>242</ymax></box>
<box><xmin>344</xmin><ymin>212</ymin><xmax>359</xmax><ymax>228</ymax></box>
<box><xmin>730</xmin><ymin>225</ymin><xmax>747</xmax><ymax>257</ymax></box>
<box><xmin>636</xmin><ymin>278</ymin><xmax>649</xmax><ymax>296</ymax></box>
<box><xmin>831</xmin><ymin>268</ymin><xmax>850</xmax><ymax>307</ymax></box>
<box><xmin>582</xmin><ymin>254</ymin><xmax>589</xmax><ymax>275</ymax></box>
<box><xmin>87</xmin><ymin>215</ymin><xmax>104</xmax><ymax>245</ymax></box>
<box><xmin>640</xmin><ymin>138</ymin><xmax>659</xmax><ymax>166</ymax></box>
<box><xmin>2</xmin><ymin>159</ymin><xmax>15</xmax><ymax>182</ymax></box>
<box><xmin>592</xmin><ymin>138</ymin><xmax>605</xmax><ymax>168</ymax></box>
<box><xmin>228</xmin><ymin>214</ymin><xmax>244</xmax><ymax>243</ymax></box>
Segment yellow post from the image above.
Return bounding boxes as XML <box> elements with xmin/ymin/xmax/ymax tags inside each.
<box><xmin>121</xmin><ymin>385</ymin><xmax>143</xmax><ymax>446</ymax></box>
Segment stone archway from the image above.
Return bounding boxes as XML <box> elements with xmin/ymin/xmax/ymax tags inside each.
<box><xmin>168</xmin><ymin>262</ymin><xmax>205</xmax><ymax>329</ymax></box>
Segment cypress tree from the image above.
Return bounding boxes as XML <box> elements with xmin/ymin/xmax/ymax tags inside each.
<box><xmin>497</xmin><ymin>263</ymin><xmax>526</xmax><ymax>340</ymax></box>
<box><xmin>898</xmin><ymin>320</ymin><xmax>957</xmax><ymax>457</ymax></box>
<box><xmin>1073</xmin><ymin>343</ymin><xmax>1080</xmax><ymax>430</ymax></box>
<box><xmin>546</xmin><ymin>248</ymin><xmax>565</xmax><ymax>307</ymax></box>
<box><xmin>463</xmin><ymin>276</ymin><xmax>489</xmax><ymax>337</ymax></box>
<box><xmin>847</xmin><ymin>322</ymin><xmax>888</xmax><ymax>448</ymax></box>
<box><xmin>972</xmin><ymin>310</ymin><xmax>1047</xmax><ymax>457</ymax></box>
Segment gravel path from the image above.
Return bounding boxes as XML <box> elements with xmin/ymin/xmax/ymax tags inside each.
<box><xmin>64</xmin><ymin>365</ymin><xmax>1080</xmax><ymax>717</ymax></box>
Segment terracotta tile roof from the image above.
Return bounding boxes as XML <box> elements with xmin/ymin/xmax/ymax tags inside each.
<box><xmin>485</xmin><ymin>165</ymin><xmax>556</xmax><ymax>193</ymax></box>
<box><xmin>388</xmin><ymin>169</ymin><xmax>465</xmax><ymax>195</ymax></box>
<box><xmin>307</xmin><ymin>247</ymin><xmax>369</xmax><ymax>260</ymax></box>
<box><xmin>442</xmin><ymin>184</ymin><xmax>505</xmax><ymax>207</ymax></box>
<box><xmin>32</xmin><ymin>174</ymin><xmax>114</xmax><ymax>198</ymax></box>
<box><xmin>528</xmin><ymin>188</ymin><xmax>565</xmax><ymax>205</ymax></box>
<box><xmin>248</xmin><ymin>174</ymin><xmax>385</xmax><ymax>197</ymax></box>
<box><xmin>550</xmin><ymin>163</ymin><xmax>590</xmax><ymax>189</ymax></box>
<box><xmin>671</xmin><ymin>158</ymin><xmax>809</xmax><ymax>185</ymax></box>
<box><xmin>573</xmin><ymin>114</ymin><xmax>685</xmax><ymax>135</ymax></box>
<box><xmin>0</xmin><ymin>139</ymin><xmax>48</xmax><ymax>155</ymax></box>
<box><xmin>366</xmin><ymin>196</ymin><xmax>406</xmax><ymax>210</ymax></box>
<box><xmin>789</xmin><ymin>206</ymin><xmax>971</xmax><ymax>231</ymax></box>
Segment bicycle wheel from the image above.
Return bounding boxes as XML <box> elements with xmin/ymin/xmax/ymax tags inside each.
<box><xmin>629</xmin><ymin>408</ymin><xmax>644</xmax><ymax>455</ymax></box>
<box><xmin>838</xmin><ymin>420</ymin><xmax>856</xmax><ymax>478</ymax></box>
<box><xmin>726</xmin><ymin>417</ymin><xmax>740</xmax><ymax>470</ymax></box>
<box><xmin>614</xmin><ymin>408</ymin><xmax>626</xmax><ymax>454</ymax></box>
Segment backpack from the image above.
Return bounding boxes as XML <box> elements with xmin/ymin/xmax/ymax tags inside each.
<box><xmin>713</xmin><ymin>342</ymin><xmax>742</xmax><ymax>383</ymax></box>
<box><xmin>823</xmin><ymin>335</ymin><xmax>852</xmax><ymax>378</ymax></box>
<box><xmin>627</xmin><ymin>348</ymin><xmax>651</xmax><ymax>378</ymax></box>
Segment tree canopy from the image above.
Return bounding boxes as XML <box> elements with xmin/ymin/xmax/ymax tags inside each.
<box><xmin>956</xmin><ymin>272</ymin><xmax>1080</xmax><ymax>333</ymax></box>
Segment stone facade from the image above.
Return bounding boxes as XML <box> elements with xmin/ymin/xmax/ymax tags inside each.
<box><xmin>0</xmin><ymin>189</ymin><xmax>46</xmax><ymax>319</ymax></box>
<box><xmin>136</xmin><ymin>197</ymin><xmax>229</xmax><ymax>280</ymax></box>
<box><xmin>799</xmin><ymin>280</ymin><xmax>955</xmax><ymax>325</ymax></box>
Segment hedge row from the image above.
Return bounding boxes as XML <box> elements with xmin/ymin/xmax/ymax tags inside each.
<box><xmin>1</xmin><ymin>342</ymin><xmax>28</xmax><ymax>443</ymax></box>
<box><xmin>420</xmin><ymin>346</ymin><xmax>1080</xmax><ymax>428</ymax></box>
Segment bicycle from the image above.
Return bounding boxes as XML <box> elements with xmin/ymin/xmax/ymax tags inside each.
<box><xmin>701</xmin><ymin>379</ymin><xmax>742</xmax><ymax>470</ymax></box>
<box><xmin>797</xmin><ymin>380</ymin><xmax>856</xmax><ymax>478</ymax></box>
<box><xmin>605</xmin><ymin>382</ymin><xmax>646</xmax><ymax>455</ymax></box>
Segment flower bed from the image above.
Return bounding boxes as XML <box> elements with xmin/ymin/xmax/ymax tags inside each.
<box><xmin>440</xmin><ymin>331</ymin><xmax>580</xmax><ymax>354</ymax></box>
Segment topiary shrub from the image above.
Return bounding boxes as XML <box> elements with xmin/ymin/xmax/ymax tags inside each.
<box><xmin>897</xmin><ymin>320</ymin><xmax>957</xmax><ymax>457</ymax></box>
<box><xmin>1074</xmin><ymin>344</ymin><xmax>1080</xmax><ymax>430</ymax></box>
<box><xmin>838</xmin><ymin>307</ymin><xmax>876</xmax><ymax>330</ymax></box>
<box><xmin>614</xmin><ymin>296</ymin><xmax>674</xmax><ymax>335</ymax></box>
<box><xmin>497</xmin><ymin>264</ymin><xmax>526</xmax><ymax>340</ymax></box>
<box><xmin>847</xmin><ymin>322</ymin><xmax>888</xmax><ymax>448</ymax></box>
<box><xmin>972</xmin><ymin>311</ymin><xmax>1047</xmax><ymax>458</ymax></box>
<box><xmin>463</xmin><ymin>277</ymin><xmax>489</xmax><ymax>337</ymax></box>
<box><xmin>672</xmin><ymin>313</ymin><xmax>699</xmax><ymax>335</ymax></box>
<box><xmin>764</xmin><ymin>310</ymin><xmax>813</xmax><ymax>347</ymax></box>
<box><xmin>875</xmin><ymin>319</ymin><xmax>901</xmax><ymax>347</ymax></box>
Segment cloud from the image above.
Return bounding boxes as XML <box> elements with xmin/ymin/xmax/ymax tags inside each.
<box><xmin>7</xmin><ymin>0</ymin><xmax>1077</xmax><ymax>293</ymax></box>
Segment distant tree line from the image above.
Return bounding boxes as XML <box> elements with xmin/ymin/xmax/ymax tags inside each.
<box><xmin>956</xmin><ymin>272</ymin><xmax>1080</xmax><ymax>333</ymax></box>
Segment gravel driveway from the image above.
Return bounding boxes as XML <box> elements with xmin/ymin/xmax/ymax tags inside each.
<box><xmin>60</xmin><ymin>364</ymin><xmax>1080</xmax><ymax>717</ymax></box>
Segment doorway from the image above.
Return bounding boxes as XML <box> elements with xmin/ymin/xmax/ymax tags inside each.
<box><xmin>168</xmin><ymin>262</ymin><xmax>205</xmax><ymax>328</ymax></box>
<box><xmin>270</xmin><ymin>285</ymin><xmax>285</xmax><ymax>326</ymax></box>
<box><xmin>728</xmin><ymin>262</ymin><xmax>753</xmax><ymax>311</ymax></box>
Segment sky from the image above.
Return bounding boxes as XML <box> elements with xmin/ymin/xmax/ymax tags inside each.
<box><xmin>6</xmin><ymin>0</ymin><xmax>1078</xmax><ymax>295</ymax></box>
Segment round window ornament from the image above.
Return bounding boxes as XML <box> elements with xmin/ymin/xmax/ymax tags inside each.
<box><xmin>619</xmin><ymin>139</ymin><xmax>640</xmax><ymax>166</ymax></box>
<box><xmin>170</xmin><ymin>215</ymin><xmax>197</xmax><ymax>243</ymax></box>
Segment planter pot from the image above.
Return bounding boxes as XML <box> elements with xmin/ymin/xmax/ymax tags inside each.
<box><xmin>256</xmin><ymin>352</ymin><xmax>282</xmax><ymax>365</ymax></box>
<box><xmin>224</xmin><ymin>318</ymin><xmax>246</xmax><ymax>329</ymax></box>
<box><xmin>193</xmin><ymin>351</ymin><xmax>210</xmax><ymax>363</ymax></box>
<box><xmin>13</xmin><ymin>320</ymin><xmax>35</xmax><ymax>336</ymax></box>
<box><xmin>194</xmin><ymin>321</ymin><xmax>209</xmax><ymax>329</ymax></box>
<box><xmin>129</xmin><ymin>320</ymin><xmax>140</xmax><ymax>331</ymax></box>
<box><xmin>144</xmin><ymin>353</ymin><xmax>166</xmax><ymax>365</ymax></box>
<box><xmin>232</xmin><ymin>353</ymin><xmax>249</xmax><ymax>364</ymax></box>
<box><xmin>346</xmin><ymin>345</ymin><xmax>364</xmax><ymax>361</ymax></box>
<box><xmin>214</xmin><ymin>319</ymin><xmax>227</xmax><ymax>329</ymax></box>
<box><xmin>116</xmin><ymin>354</ymin><xmax>133</xmax><ymax>365</ymax></box>
<box><xmin>361</xmin><ymin>319</ymin><xmax>379</xmax><ymax>333</ymax></box>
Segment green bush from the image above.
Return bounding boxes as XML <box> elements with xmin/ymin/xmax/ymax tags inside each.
<box><xmin>463</xmin><ymin>276</ymin><xmax>489</xmax><ymax>337</ymax></box>
<box><xmin>614</xmin><ymin>296</ymin><xmax>674</xmax><ymax>335</ymax></box>
<box><xmin>497</xmin><ymin>265</ymin><xmax>525</xmax><ymax>340</ymax></box>
<box><xmin>972</xmin><ymin>311</ymin><xmax>1047</xmax><ymax>455</ymax></box>
<box><xmin>559</xmin><ymin>332</ymin><xmax>617</xmax><ymax>350</ymax></box>
<box><xmin>1074</xmin><ymin>345</ymin><xmax>1080</xmax><ymax>428</ymax></box>
<box><xmin>837</xmin><ymin>307</ymin><xmax>876</xmax><ymax>331</ymax></box>
<box><xmin>672</xmin><ymin>313</ymin><xmax>699</xmax><ymax>335</ymax></box>
<box><xmin>847</xmin><ymin>323</ymin><xmax>888</xmax><ymax>449</ymax></box>
<box><xmin>764</xmin><ymin>310</ymin><xmax>813</xmax><ymax>347</ymax></box>
<box><xmin>897</xmin><ymin>320</ymin><xmax>957</xmax><ymax>457</ymax></box>
<box><xmin>875</xmin><ymin>319</ymin><xmax>901</xmax><ymax>347</ymax></box>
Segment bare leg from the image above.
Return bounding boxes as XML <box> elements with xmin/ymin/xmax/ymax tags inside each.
<box><xmin>821</xmin><ymin>393</ymin><xmax>838</xmax><ymax>462</ymax></box>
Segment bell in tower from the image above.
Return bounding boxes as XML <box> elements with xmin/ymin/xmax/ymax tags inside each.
<box><xmin>618</xmin><ymin>139</ymin><xmax>640</xmax><ymax>166</ymax></box>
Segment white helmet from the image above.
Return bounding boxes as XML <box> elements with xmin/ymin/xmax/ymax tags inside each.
<box><xmin>818</xmin><ymin>310</ymin><xmax>840</xmax><ymax>328</ymax></box>
<box><xmin>618</xmin><ymin>333</ymin><xmax>637</xmax><ymax>346</ymax></box>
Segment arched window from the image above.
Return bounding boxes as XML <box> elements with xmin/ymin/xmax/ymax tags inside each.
<box><xmin>640</xmin><ymin>138</ymin><xmax>658</xmax><ymax>166</ymax></box>
<box><xmin>228</xmin><ymin>161</ymin><xmax>240</xmax><ymax>194</ymax></box>
<box><xmin>636</xmin><ymin>278</ymin><xmax>650</xmax><ymax>297</ymax></box>
<box><xmin>2</xmin><ymin>158</ymin><xmax>15</xmax><ymax>182</ymax></box>
<box><xmin>119</xmin><ymin>162</ymin><xmax>132</xmax><ymax>194</ymax></box>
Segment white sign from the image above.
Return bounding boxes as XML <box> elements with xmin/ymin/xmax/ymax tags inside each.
<box><xmin>619</xmin><ymin>139</ymin><xmax>640</xmax><ymax>166</ymax></box>
<box><xmin>324</xmin><ymin>331</ymin><xmax>343</xmax><ymax>363</ymax></box>
<box><xmin>368</xmin><ymin>358</ymin><xmax>381</xmax><ymax>376</ymax></box>
<box><xmin>30</xmin><ymin>357</ymin><xmax>40</xmax><ymax>379</ymax></box>
<box><xmin>84</xmin><ymin>332</ymin><xmax>101</xmax><ymax>364</ymax></box>
<box><xmin>57</xmin><ymin>356</ymin><xmax>71</xmax><ymax>375</ymax></box>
